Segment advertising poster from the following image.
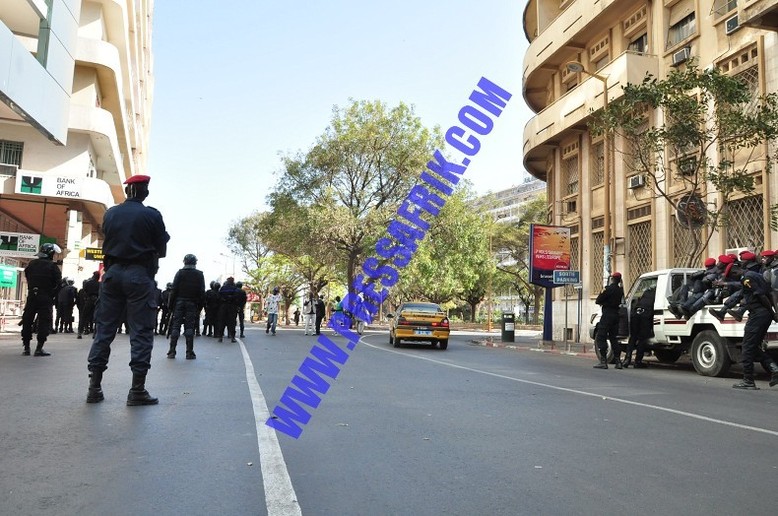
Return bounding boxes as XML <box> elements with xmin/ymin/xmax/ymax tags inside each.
<box><xmin>0</xmin><ymin>231</ymin><xmax>40</xmax><ymax>258</ymax></box>
<box><xmin>0</xmin><ymin>265</ymin><xmax>17</xmax><ymax>288</ymax></box>
<box><xmin>529</xmin><ymin>224</ymin><xmax>571</xmax><ymax>288</ymax></box>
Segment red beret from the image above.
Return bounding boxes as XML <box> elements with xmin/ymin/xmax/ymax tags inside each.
<box><xmin>124</xmin><ymin>175</ymin><xmax>151</xmax><ymax>185</ymax></box>
<box><xmin>761</xmin><ymin>250</ymin><xmax>776</xmax><ymax>258</ymax></box>
<box><xmin>704</xmin><ymin>258</ymin><xmax>716</xmax><ymax>267</ymax></box>
<box><xmin>718</xmin><ymin>254</ymin><xmax>734</xmax><ymax>264</ymax></box>
<box><xmin>740</xmin><ymin>251</ymin><xmax>756</xmax><ymax>261</ymax></box>
<box><xmin>611</xmin><ymin>272</ymin><xmax>622</xmax><ymax>278</ymax></box>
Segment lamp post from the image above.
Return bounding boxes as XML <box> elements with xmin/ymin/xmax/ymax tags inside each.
<box><xmin>566</xmin><ymin>61</ymin><xmax>611</xmax><ymax>286</ymax></box>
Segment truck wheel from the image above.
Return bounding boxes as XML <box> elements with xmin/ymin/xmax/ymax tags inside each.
<box><xmin>691</xmin><ymin>330</ymin><xmax>731</xmax><ymax>377</ymax></box>
<box><xmin>653</xmin><ymin>349</ymin><xmax>683</xmax><ymax>364</ymax></box>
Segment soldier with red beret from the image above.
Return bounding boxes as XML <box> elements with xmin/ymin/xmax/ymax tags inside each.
<box><xmin>86</xmin><ymin>174</ymin><xmax>170</xmax><ymax>405</ymax></box>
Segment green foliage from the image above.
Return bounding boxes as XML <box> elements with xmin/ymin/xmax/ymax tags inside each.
<box><xmin>590</xmin><ymin>60</ymin><xmax>778</xmax><ymax>266</ymax></box>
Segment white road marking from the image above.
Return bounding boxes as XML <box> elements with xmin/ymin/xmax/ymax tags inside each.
<box><xmin>237</xmin><ymin>339</ymin><xmax>303</xmax><ymax>516</ymax></box>
<box><xmin>360</xmin><ymin>338</ymin><xmax>778</xmax><ymax>438</ymax></box>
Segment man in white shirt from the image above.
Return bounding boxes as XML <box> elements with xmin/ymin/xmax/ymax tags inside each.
<box><xmin>265</xmin><ymin>286</ymin><xmax>282</xmax><ymax>335</ymax></box>
<box><xmin>303</xmin><ymin>292</ymin><xmax>316</xmax><ymax>335</ymax></box>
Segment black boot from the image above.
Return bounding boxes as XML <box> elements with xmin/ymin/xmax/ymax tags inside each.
<box><xmin>33</xmin><ymin>342</ymin><xmax>51</xmax><ymax>357</ymax></box>
<box><xmin>593</xmin><ymin>357</ymin><xmax>608</xmax><ymax>369</ymax></box>
<box><xmin>708</xmin><ymin>307</ymin><xmax>727</xmax><ymax>322</ymax></box>
<box><xmin>727</xmin><ymin>307</ymin><xmax>746</xmax><ymax>322</ymax></box>
<box><xmin>86</xmin><ymin>371</ymin><xmax>104</xmax><ymax>403</ymax></box>
<box><xmin>186</xmin><ymin>337</ymin><xmax>196</xmax><ymax>360</ymax></box>
<box><xmin>769</xmin><ymin>362</ymin><xmax>778</xmax><ymax>388</ymax></box>
<box><xmin>622</xmin><ymin>355</ymin><xmax>632</xmax><ymax>368</ymax></box>
<box><xmin>732</xmin><ymin>376</ymin><xmax>759</xmax><ymax>390</ymax></box>
<box><xmin>22</xmin><ymin>341</ymin><xmax>31</xmax><ymax>356</ymax></box>
<box><xmin>127</xmin><ymin>373</ymin><xmax>158</xmax><ymax>406</ymax></box>
<box><xmin>167</xmin><ymin>336</ymin><xmax>178</xmax><ymax>359</ymax></box>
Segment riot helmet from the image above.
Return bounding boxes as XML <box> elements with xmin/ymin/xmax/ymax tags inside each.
<box><xmin>37</xmin><ymin>243</ymin><xmax>62</xmax><ymax>258</ymax></box>
<box><xmin>183</xmin><ymin>254</ymin><xmax>197</xmax><ymax>265</ymax></box>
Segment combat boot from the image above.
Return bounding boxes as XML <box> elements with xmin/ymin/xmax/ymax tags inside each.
<box><xmin>732</xmin><ymin>376</ymin><xmax>759</xmax><ymax>390</ymax></box>
<box><xmin>33</xmin><ymin>341</ymin><xmax>51</xmax><ymax>357</ymax></box>
<box><xmin>621</xmin><ymin>355</ymin><xmax>632</xmax><ymax>368</ymax></box>
<box><xmin>593</xmin><ymin>357</ymin><xmax>608</xmax><ymax>369</ymax></box>
<box><xmin>708</xmin><ymin>307</ymin><xmax>727</xmax><ymax>322</ymax></box>
<box><xmin>167</xmin><ymin>336</ymin><xmax>178</xmax><ymax>359</ymax></box>
<box><xmin>22</xmin><ymin>341</ymin><xmax>31</xmax><ymax>356</ymax></box>
<box><xmin>727</xmin><ymin>307</ymin><xmax>746</xmax><ymax>322</ymax></box>
<box><xmin>127</xmin><ymin>373</ymin><xmax>158</xmax><ymax>406</ymax></box>
<box><xmin>86</xmin><ymin>371</ymin><xmax>104</xmax><ymax>403</ymax></box>
<box><xmin>769</xmin><ymin>362</ymin><xmax>778</xmax><ymax>388</ymax></box>
<box><xmin>185</xmin><ymin>337</ymin><xmax>196</xmax><ymax>360</ymax></box>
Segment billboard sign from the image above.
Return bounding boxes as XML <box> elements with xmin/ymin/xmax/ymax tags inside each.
<box><xmin>0</xmin><ymin>231</ymin><xmax>40</xmax><ymax>258</ymax></box>
<box><xmin>529</xmin><ymin>224</ymin><xmax>571</xmax><ymax>288</ymax></box>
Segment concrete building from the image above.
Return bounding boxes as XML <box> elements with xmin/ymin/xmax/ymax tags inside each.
<box><xmin>0</xmin><ymin>0</ymin><xmax>153</xmax><ymax>314</ymax></box>
<box><xmin>522</xmin><ymin>0</ymin><xmax>778</xmax><ymax>341</ymax></box>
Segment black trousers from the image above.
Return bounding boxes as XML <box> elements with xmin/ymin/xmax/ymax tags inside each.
<box><xmin>741</xmin><ymin>305</ymin><xmax>775</xmax><ymax>377</ymax></box>
<box><xmin>315</xmin><ymin>314</ymin><xmax>324</xmax><ymax>334</ymax></box>
<box><xmin>595</xmin><ymin>311</ymin><xmax>620</xmax><ymax>360</ymax></box>
<box><xmin>21</xmin><ymin>292</ymin><xmax>54</xmax><ymax>344</ymax></box>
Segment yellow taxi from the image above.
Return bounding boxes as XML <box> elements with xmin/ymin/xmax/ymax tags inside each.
<box><xmin>387</xmin><ymin>302</ymin><xmax>450</xmax><ymax>350</ymax></box>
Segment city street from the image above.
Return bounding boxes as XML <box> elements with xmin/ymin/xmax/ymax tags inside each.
<box><xmin>1</xmin><ymin>323</ymin><xmax>778</xmax><ymax>516</ymax></box>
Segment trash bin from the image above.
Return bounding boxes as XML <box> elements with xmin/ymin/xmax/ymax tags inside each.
<box><xmin>501</xmin><ymin>312</ymin><xmax>515</xmax><ymax>342</ymax></box>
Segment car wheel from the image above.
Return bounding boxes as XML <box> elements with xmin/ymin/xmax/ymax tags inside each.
<box><xmin>691</xmin><ymin>330</ymin><xmax>731</xmax><ymax>377</ymax></box>
<box><xmin>439</xmin><ymin>339</ymin><xmax>448</xmax><ymax>350</ymax></box>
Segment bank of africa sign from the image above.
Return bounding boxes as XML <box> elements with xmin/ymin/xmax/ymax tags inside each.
<box><xmin>15</xmin><ymin>174</ymin><xmax>83</xmax><ymax>198</ymax></box>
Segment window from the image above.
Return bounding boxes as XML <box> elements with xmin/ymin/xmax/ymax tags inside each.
<box><xmin>594</xmin><ymin>55</ymin><xmax>610</xmax><ymax>72</ymax></box>
<box><xmin>628</xmin><ymin>221</ymin><xmax>653</xmax><ymax>286</ymax></box>
<box><xmin>563</xmin><ymin>155</ymin><xmax>579</xmax><ymax>196</ymax></box>
<box><xmin>0</xmin><ymin>140</ymin><xmax>24</xmax><ymax>167</ymax></box>
<box><xmin>667</xmin><ymin>13</ymin><xmax>696</xmax><ymax>48</ymax></box>
<box><xmin>590</xmin><ymin>139</ymin><xmax>605</xmax><ymax>186</ymax></box>
<box><xmin>712</xmin><ymin>0</ymin><xmax>737</xmax><ymax>18</ymax></box>
<box><xmin>629</xmin><ymin>33</ymin><xmax>648</xmax><ymax>54</ymax></box>
<box><xmin>724</xmin><ymin>195</ymin><xmax>764</xmax><ymax>250</ymax></box>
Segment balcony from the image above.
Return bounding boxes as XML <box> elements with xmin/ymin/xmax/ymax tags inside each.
<box><xmin>741</xmin><ymin>0</ymin><xmax>778</xmax><ymax>31</ymax></box>
<box><xmin>523</xmin><ymin>51</ymin><xmax>660</xmax><ymax>180</ymax></box>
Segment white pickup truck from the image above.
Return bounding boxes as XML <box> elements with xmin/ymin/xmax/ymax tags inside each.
<box><xmin>589</xmin><ymin>268</ymin><xmax>778</xmax><ymax>376</ymax></box>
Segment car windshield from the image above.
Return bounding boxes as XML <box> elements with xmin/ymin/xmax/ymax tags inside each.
<box><xmin>401</xmin><ymin>303</ymin><xmax>441</xmax><ymax>313</ymax></box>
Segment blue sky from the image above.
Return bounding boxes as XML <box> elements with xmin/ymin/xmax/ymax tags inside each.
<box><xmin>147</xmin><ymin>1</ymin><xmax>532</xmax><ymax>284</ymax></box>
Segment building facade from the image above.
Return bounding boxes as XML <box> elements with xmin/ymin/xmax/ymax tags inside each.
<box><xmin>0</xmin><ymin>0</ymin><xmax>153</xmax><ymax>314</ymax></box>
<box><xmin>522</xmin><ymin>0</ymin><xmax>778</xmax><ymax>341</ymax></box>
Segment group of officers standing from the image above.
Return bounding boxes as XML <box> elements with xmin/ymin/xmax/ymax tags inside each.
<box><xmin>594</xmin><ymin>248</ymin><xmax>778</xmax><ymax>390</ymax></box>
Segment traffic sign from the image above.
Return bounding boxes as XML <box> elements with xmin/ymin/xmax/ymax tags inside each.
<box><xmin>553</xmin><ymin>270</ymin><xmax>580</xmax><ymax>284</ymax></box>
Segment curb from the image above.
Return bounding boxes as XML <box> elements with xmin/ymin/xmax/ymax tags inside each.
<box><xmin>470</xmin><ymin>338</ymin><xmax>598</xmax><ymax>359</ymax></box>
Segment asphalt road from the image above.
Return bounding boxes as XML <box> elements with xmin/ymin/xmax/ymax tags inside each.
<box><xmin>1</xmin><ymin>323</ymin><xmax>778</xmax><ymax>516</ymax></box>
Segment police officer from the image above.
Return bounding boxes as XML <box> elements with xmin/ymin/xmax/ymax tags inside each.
<box><xmin>622</xmin><ymin>286</ymin><xmax>655</xmax><ymax>368</ymax></box>
<box><xmin>57</xmin><ymin>278</ymin><xmax>77</xmax><ymax>333</ymax></box>
<box><xmin>77</xmin><ymin>271</ymin><xmax>100</xmax><ymax>338</ymax></box>
<box><xmin>158</xmin><ymin>282</ymin><xmax>173</xmax><ymax>335</ymax></box>
<box><xmin>86</xmin><ymin>174</ymin><xmax>170</xmax><ymax>405</ymax></box>
<box><xmin>217</xmin><ymin>277</ymin><xmax>241</xmax><ymax>343</ymax></box>
<box><xmin>167</xmin><ymin>254</ymin><xmax>205</xmax><ymax>359</ymax></box>
<box><xmin>594</xmin><ymin>272</ymin><xmax>624</xmax><ymax>369</ymax></box>
<box><xmin>236</xmin><ymin>281</ymin><xmax>247</xmax><ymax>338</ymax></box>
<box><xmin>20</xmin><ymin>243</ymin><xmax>62</xmax><ymax>356</ymax></box>
<box><xmin>732</xmin><ymin>270</ymin><xmax>778</xmax><ymax>389</ymax></box>
<box><xmin>203</xmin><ymin>281</ymin><xmax>221</xmax><ymax>337</ymax></box>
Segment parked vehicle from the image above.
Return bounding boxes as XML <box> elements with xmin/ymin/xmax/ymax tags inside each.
<box><xmin>387</xmin><ymin>302</ymin><xmax>450</xmax><ymax>350</ymax></box>
<box><xmin>589</xmin><ymin>268</ymin><xmax>778</xmax><ymax>376</ymax></box>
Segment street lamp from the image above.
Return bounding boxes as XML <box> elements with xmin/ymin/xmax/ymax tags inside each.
<box><xmin>566</xmin><ymin>61</ymin><xmax>612</xmax><ymax>286</ymax></box>
<box><xmin>219</xmin><ymin>252</ymin><xmax>236</xmax><ymax>278</ymax></box>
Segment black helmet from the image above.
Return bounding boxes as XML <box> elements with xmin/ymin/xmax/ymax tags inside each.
<box><xmin>236</xmin><ymin>281</ymin><xmax>243</xmax><ymax>288</ymax></box>
<box><xmin>183</xmin><ymin>254</ymin><xmax>197</xmax><ymax>265</ymax></box>
<box><xmin>213</xmin><ymin>282</ymin><xmax>221</xmax><ymax>290</ymax></box>
<box><xmin>37</xmin><ymin>243</ymin><xmax>61</xmax><ymax>258</ymax></box>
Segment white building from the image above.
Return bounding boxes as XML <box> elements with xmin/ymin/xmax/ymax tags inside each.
<box><xmin>0</xmin><ymin>0</ymin><xmax>153</xmax><ymax>310</ymax></box>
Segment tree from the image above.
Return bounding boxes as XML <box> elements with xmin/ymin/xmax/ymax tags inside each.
<box><xmin>272</xmin><ymin>99</ymin><xmax>442</xmax><ymax>290</ymax></box>
<box><xmin>591</xmin><ymin>61</ymin><xmax>778</xmax><ymax>266</ymax></box>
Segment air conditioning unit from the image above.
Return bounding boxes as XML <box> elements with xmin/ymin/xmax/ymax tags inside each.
<box><xmin>671</xmin><ymin>47</ymin><xmax>691</xmax><ymax>67</ymax></box>
<box><xmin>0</xmin><ymin>163</ymin><xmax>18</xmax><ymax>176</ymax></box>
<box><xmin>725</xmin><ymin>15</ymin><xmax>740</xmax><ymax>35</ymax></box>
<box><xmin>724</xmin><ymin>247</ymin><xmax>750</xmax><ymax>257</ymax></box>
<box><xmin>628</xmin><ymin>174</ymin><xmax>646</xmax><ymax>189</ymax></box>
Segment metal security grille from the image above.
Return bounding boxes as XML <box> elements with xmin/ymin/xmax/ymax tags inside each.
<box><xmin>724</xmin><ymin>195</ymin><xmax>763</xmax><ymax>249</ymax></box>
<box><xmin>734</xmin><ymin>66</ymin><xmax>760</xmax><ymax>114</ymax></box>
<box><xmin>565</xmin><ymin>236</ymin><xmax>580</xmax><ymax>297</ymax></box>
<box><xmin>628</xmin><ymin>221</ymin><xmax>652</xmax><ymax>286</ymax></box>
<box><xmin>564</xmin><ymin>155</ymin><xmax>579</xmax><ymax>196</ymax></box>
<box><xmin>590</xmin><ymin>141</ymin><xmax>604</xmax><ymax>186</ymax></box>
<box><xmin>672</xmin><ymin>218</ymin><xmax>701</xmax><ymax>266</ymax></box>
<box><xmin>591</xmin><ymin>232</ymin><xmax>604</xmax><ymax>289</ymax></box>
<box><xmin>0</xmin><ymin>140</ymin><xmax>23</xmax><ymax>166</ymax></box>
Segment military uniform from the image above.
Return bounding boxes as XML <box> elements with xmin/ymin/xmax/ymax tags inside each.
<box><xmin>20</xmin><ymin>245</ymin><xmax>62</xmax><ymax>356</ymax></box>
<box><xmin>217</xmin><ymin>278</ymin><xmax>241</xmax><ymax>342</ymax></box>
<box><xmin>77</xmin><ymin>272</ymin><xmax>100</xmax><ymax>338</ymax></box>
<box><xmin>86</xmin><ymin>175</ymin><xmax>169</xmax><ymax>405</ymax></box>
<box><xmin>167</xmin><ymin>255</ymin><xmax>205</xmax><ymax>359</ymax></box>
<box><xmin>594</xmin><ymin>273</ymin><xmax>624</xmax><ymax>369</ymax></box>
<box><xmin>733</xmin><ymin>271</ymin><xmax>778</xmax><ymax>389</ymax></box>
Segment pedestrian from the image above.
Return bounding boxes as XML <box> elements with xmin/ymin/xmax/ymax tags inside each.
<box><xmin>314</xmin><ymin>294</ymin><xmax>326</xmax><ymax>335</ymax></box>
<box><xmin>293</xmin><ymin>306</ymin><xmax>300</xmax><ymax>326</ymax></box>
<box><xmin>57</xmin><ymin>278</ymin><xmax>77</xmax><ymax>333</ymax></box>
<box><xmin>77</xmin><ymin>271</ymin><xmax>100</xmax><ymax>339</ymax></box>
<box><xmin>217</xmin><ymin>277</ymin><xmax>241</xmax><ymax>342</ymax></box>
<box><xmin>732</xmin><ymin>270</ymin><xmax>778</xmax><ymax>389</ymax></box>
<box><xmin>167</xmin><ymin>254</ymin><xmax>205</xmax><ymax>359</ymax></box>
<box><xmin>622</xmin><ymin>286</ymin><xmax>655</xmax><ymax>368</ymax></box>
<box><xmin>20</xmin><ymin>243</ymin><xmax>62</xmax><ymax>356</ymax></box>
<box><xmin>265</xmin><ymin>286</ymin><xmax>282</xmax><ymax>335</ymax></box>
<box><xmin>303</xmin><ymin>293</ymin><xmax>316</xmax><ymax>335</ymax></box>
<box><xmin>236</xmin><ymin>281</ymin><xmax>247</xmax><ymax>338</ymax></box>
<box><xmin>594</xmin><ymin>272</ymin><xmax>624</xmax><ymax>369</ymax></box>
<box><xmin>86</xmin><ymin>174</ymin><xmax>170</xmax><ymax>405</ymax></box>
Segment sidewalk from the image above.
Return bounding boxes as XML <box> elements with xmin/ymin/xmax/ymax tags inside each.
<box><xmin>468</xmin><ymin>332</ymin><xmax>598</xmax><ymax>359</ymax></box>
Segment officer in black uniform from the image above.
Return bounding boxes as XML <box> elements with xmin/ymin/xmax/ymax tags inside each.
<box><xmin>21</xmin><ymin>243</ymin><xmax>62</xmax><ymax>356</ymax></box>
<box><xmin>77</xmin><ymin>271</ymin><xmax>100</xmax><ymax>338</ymax></box>
<box><xmin>158</xmin><ymin>282</ymin><xmax>172</xmax><ymax>335</ymax></box>
<box><xmin>86</xmin><ymin>174</ymin><xmax>170</xmax><ymax>405</ymax></box>
<box><xmin>167</xmin><ymin>254</ymin><xmax>205</xmax><ymax>359</ymax></box>
<box><xmin>622</xmin><ymin>286</ymin><xmax>655</xmax><ymax>368</ymax></box>
<box><xmin>203</xmin><ymin>281</ymin><xmax>221</xmax><ymax>337</ymax></box>
<box><xmin>236</xmin><ymin>281</ymin><xmax>247</xmax><ymax>338</ymax></box>
<box><xmin>594</xmin><ymin>272</ymin><xmax>624</xmax><ymax>369</ymax></box>
<box><xmin>732</xmin><ymin>270</ymin><xmax>778</xmax><ymax>389</ymax></box>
